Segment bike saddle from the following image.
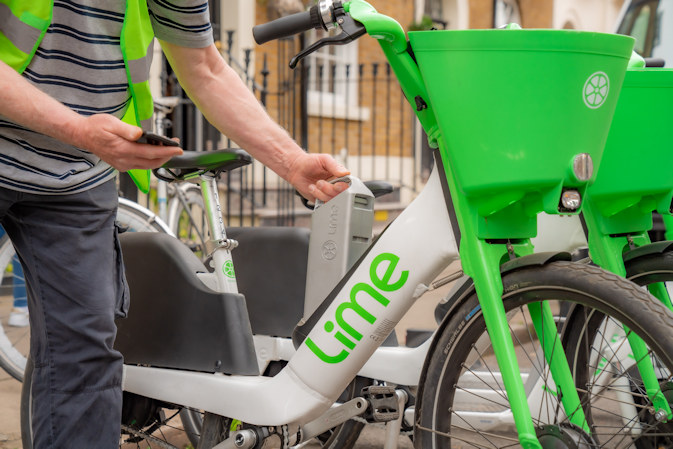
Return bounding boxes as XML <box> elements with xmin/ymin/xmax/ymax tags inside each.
<box><xmin>155</xmin><ymin>148</ymin><xmax>252</xmax><ymax>181</ymax></box>
<box><xmin>365</xmin><ymin>180</ymin><xmax>394</xmax><ymax>198</ymax></box>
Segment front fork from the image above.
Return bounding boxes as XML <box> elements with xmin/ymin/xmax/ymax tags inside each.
<box><xmin>580</xmin><ymin>198</ymin><xmax>673</xmax><ymax>421</ymax></box>
<box><xmin>461</xmin><ymin>237</ymin><xmax>588</xmax><ymax>449</ymax></box>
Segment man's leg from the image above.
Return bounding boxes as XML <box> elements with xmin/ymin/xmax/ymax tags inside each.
<box><xmin>3</xmin><ymin>180</ymin><xmax>127</xmax><ymax>448</ymax></box>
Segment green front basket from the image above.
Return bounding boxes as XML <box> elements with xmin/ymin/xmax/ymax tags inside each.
<box><xmin>408</xmin><ymin>29</ymin><xmax>634</xmax><ymax>220</ymax></box>
<box><xmin>586</xmin><ymin>68</ymin><xmax>673</xmax><ymax>234</ymax></box>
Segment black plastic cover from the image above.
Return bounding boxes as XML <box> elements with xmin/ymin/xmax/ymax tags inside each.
<box><xmin>115</xmin><ymin>232</ymin><xmax>259</xmax><ymax>375</ymax></box>
<box><xmin>227</xmin><ymin>227</ymin><xmax>309</xmax><ymax>338</ymax></box>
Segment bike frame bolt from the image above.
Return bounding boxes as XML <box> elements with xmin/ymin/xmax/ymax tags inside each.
<box><xmin>572</xmin><ymin>153</ymin><xmax>593</xmax><ymax>181</ymax></box>
<box><xmin>235</xmin><ymin>434</ymin><xmax>245</xmax><ymax>446</ymax></box>
<box><xmin>560</xmin><ymin>190</ymin><xmax>581</xmax><ymax>210</ymax></box>
<box><xmin>654</xmin><ymin>409</ymin><xmax>667</xmax><ymax>422</ymax></box>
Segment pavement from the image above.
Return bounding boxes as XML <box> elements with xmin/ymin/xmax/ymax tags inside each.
<box><xmin>0</xmin><ymin>262</ymin><xmax>458</xmax><ymax>449</ymax></box>
<box><xmin>0</xmin><ymin>367</ymin><xmax>21</xmax><ymax>449</ymax></box>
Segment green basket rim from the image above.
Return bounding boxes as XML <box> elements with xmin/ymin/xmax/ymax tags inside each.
<box><xmin>408</xmin><ymin>29</ymin><xmax>634</xmax><ymax>59</ymax></box>
<box><xmin>623</xmin><ymin>68</ymin><xmax>673</xmax><ymax>87</ymax></box>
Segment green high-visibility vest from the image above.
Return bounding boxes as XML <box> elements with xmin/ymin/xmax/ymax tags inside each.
<box><xmin>0</xmin><ymin>0</ymin><xmax>155</xmax><ymax>192</ymax></box>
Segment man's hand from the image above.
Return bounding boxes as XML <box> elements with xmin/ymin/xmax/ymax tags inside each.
<box><xmin>286</xmin><ymin>152</ymin><xmax>350</xmax><ymax>203</ymax></box>
<box><xmin>73</xmin><ymin>114</ymin><xmax>183</xmax><ymax>172</ymax></box>
<box><xmin>0</xmin><ymin>61</ymin><xmax>181</xmax><ymax>171</ymax></box>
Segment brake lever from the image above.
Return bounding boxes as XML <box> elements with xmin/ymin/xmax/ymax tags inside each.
<box><xmin>289</xmin><ymin>14</ymin><xmax>366</xmax><ymax>69</ymax></box>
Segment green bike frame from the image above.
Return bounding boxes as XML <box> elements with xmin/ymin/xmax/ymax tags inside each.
<box><xmin>581</xmin><ymin>67</ymin><xmax>673</xmax><ymax>418</ymax></box>
<box><xmin>345</xmin><ymin>1</ymin><xmax>634</xmax><ymax>447</ymax></box>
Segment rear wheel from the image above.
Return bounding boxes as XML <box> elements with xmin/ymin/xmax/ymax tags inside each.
<box><xmin>167</xmin><ymin>184</ymin><xmax>209</xmax><ymax>261</ymax></box>
<box><xmin>0</xmin><ymin>234</ymin><xmax>27</xmax><ymax>381</ymax></box>
<box><xmin>415</xmin><ymin>261</ymin><xmax>673</xmax><ymax>449</ymax></box>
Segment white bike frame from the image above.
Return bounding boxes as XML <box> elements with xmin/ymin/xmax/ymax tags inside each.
<box><xmin>250</xmin><ymin>214</ymin><xmax>592</xmax><ymax>386</ymax></box>
<box><xmin>122</xmin><ymin>167</ymin><xmax>459</xmax><ymax>427</ymax></box>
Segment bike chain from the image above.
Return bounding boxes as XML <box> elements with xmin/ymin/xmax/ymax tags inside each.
<box><xmin>120</xmin><ymin>424</ymin><xmax>179</xmax><ymax>449</ymax></box>
<box><xmin>282</xmin><ymin>423</ymin><xmax>290</xmax><ymax>449</ymax></box>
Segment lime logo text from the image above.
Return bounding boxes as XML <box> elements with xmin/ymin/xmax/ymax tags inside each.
<box><xmin>305</xmin><ymin>252</ymin><xmax>409</xmax><ymax>363</ymax></box>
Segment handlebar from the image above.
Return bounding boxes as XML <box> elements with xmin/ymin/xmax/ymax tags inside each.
<box><xmin>253</xmin><ymin>0</ymin><xmax>441</xmax><ymax>147</ymax></box>
<box><xmin>253</xmin><ymin>6</ymin><xmax>324</xmax><ymax>45</ymax></box>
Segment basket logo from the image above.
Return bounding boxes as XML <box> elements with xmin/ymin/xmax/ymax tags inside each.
<box><xmin>583</xmin><ymin>72</ymin><xmax>610</xmax><ymax>109</ymax></box>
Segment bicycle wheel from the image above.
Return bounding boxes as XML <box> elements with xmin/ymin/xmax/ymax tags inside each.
<box><xmin>0</xmin><ymin>234</ymin><xmax>28</xmax><ymax>381</ymax></box>
<box><xmin>0</xmin><ymin>199</ymin><xmax>170</xmax><ymax>383</ymax></box>
<box><xmin>618</xmin><ymin>250</ymin><xmax>673</xmax><ymax>449</ymax></box>
<box><xmin>414</xmin><ymin>261</ymin><xmax>673</xmax><ymax>449</ymax></box>
<box><xmin>167</xmin><ymin>184</ymin><xmax>209</xmax><ymax>261</ymax></box>
<box><xmin>118</xmin><ymin>197</ymin><xmax>173</xmax><ymax>234</ymax></box>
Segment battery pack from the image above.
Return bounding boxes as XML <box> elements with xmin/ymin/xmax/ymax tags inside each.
<box><xmin>303</xmin><ymin>177</ymin><xmax>375</xmax><ymax>319</ymax></box>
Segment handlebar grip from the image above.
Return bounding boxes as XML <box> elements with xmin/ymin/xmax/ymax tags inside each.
<box><xmin>645</xmin><ymin>57</ymin><xmax>666</xmax><ymax>67</ymax></box>
<box><xmin>253</xmin><ymin>7</ymin><xmax>323</xmax><ymax>45</ymax></box>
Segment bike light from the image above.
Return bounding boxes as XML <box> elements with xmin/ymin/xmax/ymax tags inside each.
<box><xmin>572</xmin><ymin>153</ymin><xmax>594</xmax><ymax>181</ymax></box>
<box><xmin>561</xmin><ymin>190</ymin><xmax>582</xmax><ymax>210</ymax></box>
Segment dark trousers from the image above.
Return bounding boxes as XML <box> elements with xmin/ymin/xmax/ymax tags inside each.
<box><xmin>0</xmin><ymin>180</ymin><xmax>127</xmax><ymax>448</ymax></box>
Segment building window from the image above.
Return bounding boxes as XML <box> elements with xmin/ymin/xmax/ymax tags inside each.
<box><xmin>307</xmin><ymin>29</ymin><xmax>366</xmax><ymax>120</ymax></box>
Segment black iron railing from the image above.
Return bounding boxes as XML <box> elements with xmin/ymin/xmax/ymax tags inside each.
<box><xmin>122</xmin><ymin>31</ymin><xmax>429</xmax><ymax>227</ymax></box>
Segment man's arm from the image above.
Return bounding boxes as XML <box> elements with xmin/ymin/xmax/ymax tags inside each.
<box><xmin>159</xmin><ymin>41</ymin><xmax>349</xmax><ymax>202</ymax></box>
<box><xmin>0</xmin><ymin>60</ymin><xmax>182</xmax><ymax>171</ymax></box>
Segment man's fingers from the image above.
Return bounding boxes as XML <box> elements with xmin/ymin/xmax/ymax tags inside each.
<box><xmin>115</xmin><ymin>153</ymin><xmax>180</xmax><ymax>172</ymax></box>
<box><xmin>134</xmin><ymin>142</ymin><xmax>183</xmax><ymax>157</ymax></box>
<box><xmin>310</xmin><ymin>179</ymin><xmax>347</xmax><ymax>202</ymax></box>
<box><xmin>320</xmin><ymin>155</ymin><xmax>350</xmax><ymax>178</ymax></box>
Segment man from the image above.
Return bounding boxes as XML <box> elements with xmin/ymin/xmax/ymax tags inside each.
<box><xmin>0</xmin><ymin>1</ymin><xmax>348</xmax><ymax>447</ymax></box>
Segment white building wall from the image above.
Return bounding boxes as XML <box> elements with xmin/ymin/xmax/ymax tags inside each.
<box><xmin>553</xmin><ymin>0</ymin><xmax>624</xmax><ymax>32</ymax></box>
<box><xmin>415</xmin><ymin>0</ymin><xmax>470</xmax><ymax>29</ymax></box>
<box><xmin>219</xmin><ymin>0</ymin><xmax>256</xmax><ymax>61</ymax></box>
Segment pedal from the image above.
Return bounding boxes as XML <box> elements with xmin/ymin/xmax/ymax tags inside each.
<box><xmin>361</xmin><ymin>385</ymin><xmax>400</xmax><ymax>423</ymax></box>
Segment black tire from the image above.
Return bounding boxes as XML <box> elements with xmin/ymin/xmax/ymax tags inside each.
<box><xmin>415</xmin><ymin>261</ymin><xmax>673</xmax><ymax>449</ymax></box>
<box><xmin>616</xmin><ymin>249</ymin><xmax>673</xmax><ymax>449</ymax></box>
<box><xmin>196</xmin><ymin>413</ymin><xmax>234</xmax><ymax>449</ymax></box>
<box><xmin>117</xmin><ymin>198</ymin><xmax>173</xmax><ymax>234</ymax></box>
<box><xmin>626</xmin><ymin>250</ymin><xmax>673</xmax><ymax>287</ymax></box>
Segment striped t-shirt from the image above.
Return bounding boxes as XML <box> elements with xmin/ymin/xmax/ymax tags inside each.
<box><xmin>0</xmin><ymin>0</ymin><xmax>213</xmax><ymax>194</ymax></box>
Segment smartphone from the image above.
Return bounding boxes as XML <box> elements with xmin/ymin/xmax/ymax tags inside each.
<box><xmin>136</xmin><ymin>132</ymin><xmax>180</xmax><ymax>146</ymax></box>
